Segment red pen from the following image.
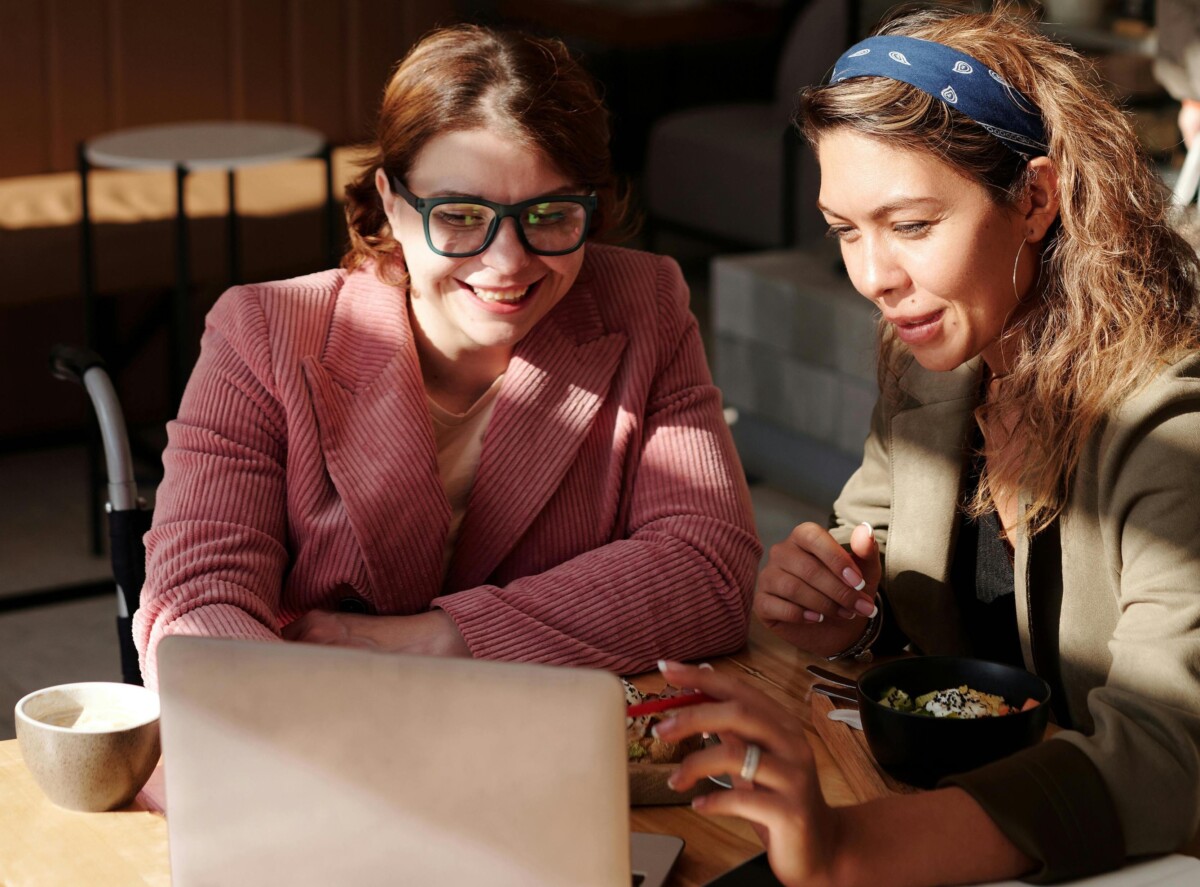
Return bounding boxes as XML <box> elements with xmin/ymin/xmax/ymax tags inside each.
<box><xmin>626</xmin><ymin>692</ymin><xmax>717</xmax><ymax>718</ymax></box>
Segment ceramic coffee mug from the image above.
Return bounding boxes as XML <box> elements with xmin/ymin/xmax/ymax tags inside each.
<box><xmin>15</xmin><ymin>681</ymin><xmax>161</xmax><ymax>812</ymax></box>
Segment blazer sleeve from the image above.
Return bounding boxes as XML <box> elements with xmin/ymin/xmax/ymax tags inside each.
<box><xmin>828</xmin><ymin>386</ymin><xmax>917</xmax><ymax>656</ymax></box>
<box><xmin>830</xmin><ymin>391</ymin><xmax>892</xmax><ymax>557</ymax></box>
<box><xmin>1058</xmin><ymin>380</ymin><xmax>1200</xmax><ymax>856</ymax></box>
<box><xmin>947</xmin><ymin>371</ymin><xmax>1200</xmax><ymax>879</ymax></box>
<box><xmin>133</xmin><ymin>286</ymin><xmax>288</xmax><ymax>689</ymax></box>
<box><xmin>433</xmin><ymin>257</ymin><xmax>762</xmax><ymax>674</ymax></box>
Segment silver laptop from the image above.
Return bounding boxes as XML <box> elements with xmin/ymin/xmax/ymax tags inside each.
<box><xmin>157</xmin><ymin>636</ymin><xmax>683</xmax><ymax>887</ymax></box>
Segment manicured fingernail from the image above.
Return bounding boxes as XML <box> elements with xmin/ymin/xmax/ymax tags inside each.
<box><xmin>855</xmin><ymin>597</ymin><xmax>877</xmax><ymax>618</ymax></box>
<box><xmin>691</xmin><ymin>795</ymin><xmax>708</xmax><ymax>810</ymax></box>
<box><xmin>861</xmin><ymin>522</ymin><xmax>874</xmax><ymax>535</ymax></box>
<box><xmin>667</xmin><ymin>771</ymin><xmax>681</xmax><ymax>790</ymax></box>
<box><xmin>842</xmin><ymin>567</ymin><xmax>866</xmax><ymax>591</ymax></box>
<box><xmin>838</xmin><ymin>607</ymin><xmax>857</xmax><ymax>620</ymax></box>
<box><xmin>658</xmin><ymin>659</ymin><xmax>670</xmax><ymax>673</ymax></box>
<box><xmin>651</xmin><ymin>718</ymin><xmax>675</xmax><ymax>738</ymax></box>
<box><xmin>698</xmin><ymin>662</ymin><xmax>714</xmax><ymax>671</ymax></box>
<box><xmin>803</xmin><ymin>610</ymin><xmax>824</xmax><ymax>623</ymax></box>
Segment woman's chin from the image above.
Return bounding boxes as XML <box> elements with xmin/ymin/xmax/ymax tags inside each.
<box><xmin>908</xmin><ymin>348</ymin><xmax>969</xmax><ymax>374</ymax></box>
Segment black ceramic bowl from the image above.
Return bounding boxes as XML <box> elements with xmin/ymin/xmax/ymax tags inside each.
<box><xmin>856</xmin><ymin>656</ymin><xmax>1051</xmax><ymax>788</ymax></box>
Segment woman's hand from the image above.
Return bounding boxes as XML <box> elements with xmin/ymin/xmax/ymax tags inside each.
<box><xmin>654</xmin><ymin>660</ymin><xmax>848</xmax><ymax>887</ymax></box>
<box><xmin>657</xmin><ymin>660</ymin><xmax>1036</xmax><ymax>887</ymax></box>
<box><xmin>754</xmin><ymin>522</ymin><xmax>880</xmax><ymax>656</ymax></box>
<box><xmin>281</xmin><ymin>609</ymin><xmax>471</xmax><ymax>657</ymax></box>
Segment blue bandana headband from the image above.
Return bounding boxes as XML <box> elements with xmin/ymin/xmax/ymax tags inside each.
<box><xmin>831</xmin><ymin>35</ymin><xmax>1047</xmax><ymax>158</ymax></box>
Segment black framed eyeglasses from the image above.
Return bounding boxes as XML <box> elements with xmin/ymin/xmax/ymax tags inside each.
<box><xmin>389</xmin><ymin>175</ymin><xmax>597</xmax><ymax>258</ymax></box>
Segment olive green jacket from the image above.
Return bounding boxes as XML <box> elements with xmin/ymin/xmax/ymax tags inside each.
<box><xmin>830</xmin><ymin>352</ymin><xmax>1200</xmax><ymax>881</ymax></box>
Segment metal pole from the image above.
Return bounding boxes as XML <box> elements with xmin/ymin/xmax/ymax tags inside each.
<box><xmin>172</xmin><ymin>163</ymin><xmax>190</xmax><ymax>411</ymax></box>
<box><xmin>322</xmin><ymin>141</ymin><xmax>336</xmax><ymax>266</ymax></box>
<box><xmin>227</xmin><ymin>168</ymin><xmax>241</xmax><ymax>284</ymax></box>
<box><xmin>79</xmin><ymin>143</ymin><xmax>96</xmax><ymax>352</ymax></box>
<box><xmin>78</xmin><ymin>142</ymin><xmax>104</xmax><ymax>555</ymax></box>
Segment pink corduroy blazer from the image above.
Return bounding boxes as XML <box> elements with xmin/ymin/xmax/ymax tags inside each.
<box><xmin>134</xmin><ymin>244</ymin><xmax>761</xmax><ymax>687</ymax></box>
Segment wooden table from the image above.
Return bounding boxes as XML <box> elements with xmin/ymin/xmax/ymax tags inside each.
<box><xmin>0</xmin><ymin>620</ymin><xmax>873</xmax><ymax>887</ymax></box>
<box><xmin>628</xmin><ymin>619</ymin><xmax>874</xmax><ymax>885</ymax></box>
<box><xmin>0</xmin><ymin>742</ymin><xmax>170</xmax><ymax>886</ymax></box>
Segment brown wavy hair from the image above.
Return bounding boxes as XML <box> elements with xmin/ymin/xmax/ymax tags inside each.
<box><xmin>342</xmin><ymin>25</ymin><xmax>635</xmax><ymax>286</ymax></box>
<box><xmin>798</xmin><ymin>4</ymin><xmax>1200</xmax><ymax>534</ymax></box>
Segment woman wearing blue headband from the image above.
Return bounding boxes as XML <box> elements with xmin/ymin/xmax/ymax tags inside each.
<box><xmin>655</xmin><ymin>5</ymin><xmax>1200</xmax><ymax>885</ymax></box>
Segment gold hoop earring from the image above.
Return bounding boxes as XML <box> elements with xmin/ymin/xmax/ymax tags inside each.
<box><xmin>1011</xmin><ymin>237</ymin><xmax>1027</xmax><ymax>303</ymax></box>
<box><xmin>1012</xmin><ymin>232</ymin><xmax>1043</xmax><ymax>305</ymax></box>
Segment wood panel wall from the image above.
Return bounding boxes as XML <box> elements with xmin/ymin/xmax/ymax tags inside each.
<box><xmin>0</xmin><ymin>0</ymin><xmax>456</xmax><ymax>177</ymax></box>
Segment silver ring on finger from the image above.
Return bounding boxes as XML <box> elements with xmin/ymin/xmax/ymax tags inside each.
<box><xmin>739</xmin><ymin>742</ymin><xmax>762</xmax><ymax>783</ymax></box>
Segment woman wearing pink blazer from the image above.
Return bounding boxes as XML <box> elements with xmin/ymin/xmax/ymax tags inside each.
<box><xmin>133</xmin><ymin>25</ymin><xmax>760</xmax><ymax>688</ymax></box>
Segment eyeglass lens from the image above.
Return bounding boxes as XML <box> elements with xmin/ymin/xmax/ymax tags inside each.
<box><xmin>430</xmin><ymin>201</ymin><xmax>588</xmax><ymax>255</ymax></box>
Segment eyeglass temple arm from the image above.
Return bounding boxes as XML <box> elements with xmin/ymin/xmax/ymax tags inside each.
<box><xmin>387</xmin><ymin>173</ymin><xmax>421</xmax><ymax>210</ymax></box>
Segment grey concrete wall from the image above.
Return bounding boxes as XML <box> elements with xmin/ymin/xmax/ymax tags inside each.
<box><xmin>711</xmin><ymin>245</ymin><xmax>878</xmax><ymax>507</ymax></box>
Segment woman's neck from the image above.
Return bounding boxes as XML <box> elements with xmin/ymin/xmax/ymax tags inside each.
<box><xmin>421</xmin><ymin>355</ymin><xmax>506</xmax><ymax>414</ymax></box>
<box><xmin>410</xmin><ymin>323</ymin><xmax>509</xmax><ymax>414</ymax></box>
<box><xmin>980</xmin><ymin>340</ymin><xmax>1014</xmax><ymax>382</ymax></box>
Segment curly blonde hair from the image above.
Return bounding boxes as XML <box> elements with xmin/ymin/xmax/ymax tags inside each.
<box><xmin>342</xmin><ymin>25</ymin><xmax>634</xmax><ymax>287</ymax></box>
<box><xmin>799</xmin><ymin>4</ymin><xmax>1200</xmax><ymax>534</ymax></box>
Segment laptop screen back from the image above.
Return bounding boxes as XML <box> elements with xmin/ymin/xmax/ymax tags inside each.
<box><xmin>157</xmin><ymin>636</ymin><xmax>632</xmax><ymax>887</ymax></box>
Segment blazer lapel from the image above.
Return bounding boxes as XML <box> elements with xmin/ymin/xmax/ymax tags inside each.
<box><xmin>445</xmin><ymin>275</ymin><xmax>627</xmax><ymax>591</ymax></box>
<box><xmin>301</xmin><ymin>270</ymin><xmax>449</xmax><ymax>607</ymax></box>
<box><xmin>886</xmin><ymin>358</ymin><xmax>980</xmax><ymax>654</ymax></box>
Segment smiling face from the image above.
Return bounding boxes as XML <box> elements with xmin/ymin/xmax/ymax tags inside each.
<box><xmin>377</xmin><ymin>127</ymin><xmax>586</xmax><ymax>370</ymax></box>
<box><xmin>817</xmin><ymin>129</ymin><xmax>1038</xmax><ymax>375</ymax></box>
